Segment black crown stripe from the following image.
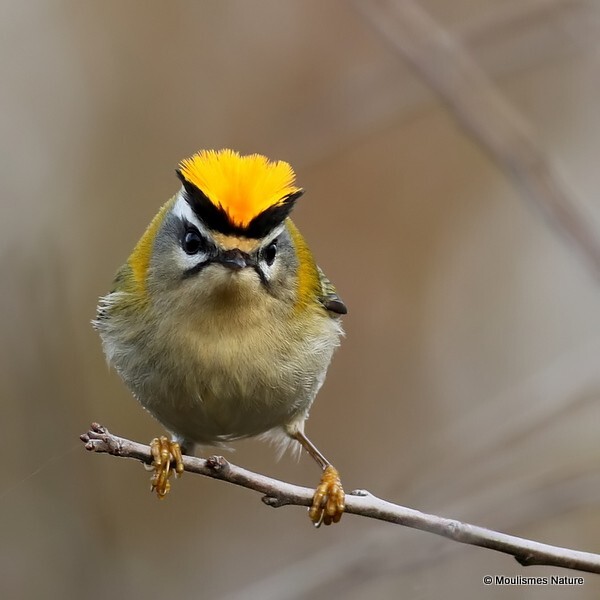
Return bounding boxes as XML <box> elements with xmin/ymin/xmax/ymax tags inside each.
<box><xmin>176</xmin><ymin>170</ymin><xmax>303</xmax><ymax>238</ymax></box>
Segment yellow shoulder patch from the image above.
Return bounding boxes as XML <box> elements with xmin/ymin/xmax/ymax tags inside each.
<box><xmin>285</xmin><ymin>219</ymin><xmax>321</xmax><ymax>311</ymax></box>
<box><xmin>178</xmin><ymin>149</ymin><xmax>301</xmax><ymax>228</ymax></box>
<box><xmin>127</xmin><ymin>197</ymin><xmax>175</xmax><ymax>292</ymax></box>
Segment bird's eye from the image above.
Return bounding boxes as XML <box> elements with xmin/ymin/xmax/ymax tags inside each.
<box><xmin>263</xmin><ymin>241</ymin><xmax>277</xmax><ymax>266</ymax></box>
<box><xmin>182</xmin><ymin>228</ymin><xmax>204</xmax><ymax>255</ymax></box>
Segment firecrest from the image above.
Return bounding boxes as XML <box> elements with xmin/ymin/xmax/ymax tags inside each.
<box><xmin>94</xmin><ymin>149</ymin><xmax>347</xmax><ymax>526</ymax></box>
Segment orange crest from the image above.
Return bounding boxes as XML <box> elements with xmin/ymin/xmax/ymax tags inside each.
<box><xmin>178</xmin><ymin>149</ymin><xmax>301</xmax><ymax>229</ymax></box>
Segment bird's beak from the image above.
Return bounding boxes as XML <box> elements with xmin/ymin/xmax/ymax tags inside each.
<box><xmin>216</xmin><ymin>249</ymin><xmax>248</xmax><ymax>271</ymax></box>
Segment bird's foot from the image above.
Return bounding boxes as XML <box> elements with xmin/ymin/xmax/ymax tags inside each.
<box><xmin>149</xmin><ymin>436</ymin><xmax>184</xmax><ymax>498</ymax></box>
<box><xmin>309</xmin><ymin>465</ymin><xmax>345</xmax><ymax>527</ymax></box>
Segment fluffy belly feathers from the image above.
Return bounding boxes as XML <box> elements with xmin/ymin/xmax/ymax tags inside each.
<box><xmin>110</xmin><ymin>303</ymin><xmax>341</xmax><ymax>445</ymax></box>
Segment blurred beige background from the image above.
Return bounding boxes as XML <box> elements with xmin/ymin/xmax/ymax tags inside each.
<box><xmin>2</xmin><ymin>1</ymin><xmax>600</xmax><ymax>599</ymax></box>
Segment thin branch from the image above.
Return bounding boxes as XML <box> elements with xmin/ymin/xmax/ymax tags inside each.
<box><xmin>81</xmin><ymin>423</ymin><xmax>600</xmax><ymax>575</ymax></box>
<box><xmin>353</xmin><ymin>0</ymin><xmax>600</xmax><ymax>279</ymax></box>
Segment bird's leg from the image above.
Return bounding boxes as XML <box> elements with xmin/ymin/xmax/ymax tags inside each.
<box><xmin>292</xmin><ymin>431</ymin><xmax>345</xmax><ymax>527</ymax></box>
<box><xmin>149</xmin><ymin>436</ymin><xmax>184</xmax><ymax>498</ymax></box>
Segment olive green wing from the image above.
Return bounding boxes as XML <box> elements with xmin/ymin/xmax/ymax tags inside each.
<box><xmin>317</xmin><ymin>266</ymin><xmax>347</xmax><ymax>316</ymax></box>
<box><xmin>93</xmin><ymin>263</ymin><xmax>135</xmax><ymax>325</ymax></box>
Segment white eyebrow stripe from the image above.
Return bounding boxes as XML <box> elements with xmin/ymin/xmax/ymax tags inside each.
<box><xmin>173</xmin><ymin>190</ymin><xmax>215</xmax><ymax>241</ymax></box>
<box><xmin>260</xmin><ymin>223</ymin><xmax>285</xmax><ymax>247</ymax></box>
<box><xmin>173</xmin><ymin>189</ymin><xmax>285</xmax><ymax>250</ymax></box>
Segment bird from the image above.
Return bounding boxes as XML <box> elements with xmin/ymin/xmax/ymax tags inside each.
<box><xmin>94</xmin><ymin>149</ymin><xmax>347</xmax><ymax>526</ymax></box>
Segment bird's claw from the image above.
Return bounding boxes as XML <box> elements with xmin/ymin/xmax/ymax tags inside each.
<box><xmin>309</xmin><ymin>465</ymin><xmax>345</xmax><ymax>527</ymax></box>
<box><xmin>149</xmin><ymin>436</ymin><xmax>184</xmax><ymax>498</ymax></box>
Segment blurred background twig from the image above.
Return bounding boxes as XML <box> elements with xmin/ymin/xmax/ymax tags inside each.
<box><xmin>354</xmin><ymin>0</ymin><xmax>600</xmax><ymax>278</ymax></box>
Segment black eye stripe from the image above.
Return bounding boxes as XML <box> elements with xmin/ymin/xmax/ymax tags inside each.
<box><xmin>180</xmin><ymin>223</ymin><xmax>211</xmax><ymax>279</ymax></box>
<box><xmin>180</xmin><ymin>221</ymin><xmax>213</xmax><ymax>256</ymax></box>
<box><xmin>262</xmin><ymin>240</ymin><xmax>277</xmax><ymax>266</ymax></box>
<box><xmin>181</xmin><ymin>261</ymin><xmax>209</xmax><ymax>279</ymax></box>
<box><xmin>183</xmin><ymin>231</ymin><xmax>201</xmax><ymax>254</ymax></box>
